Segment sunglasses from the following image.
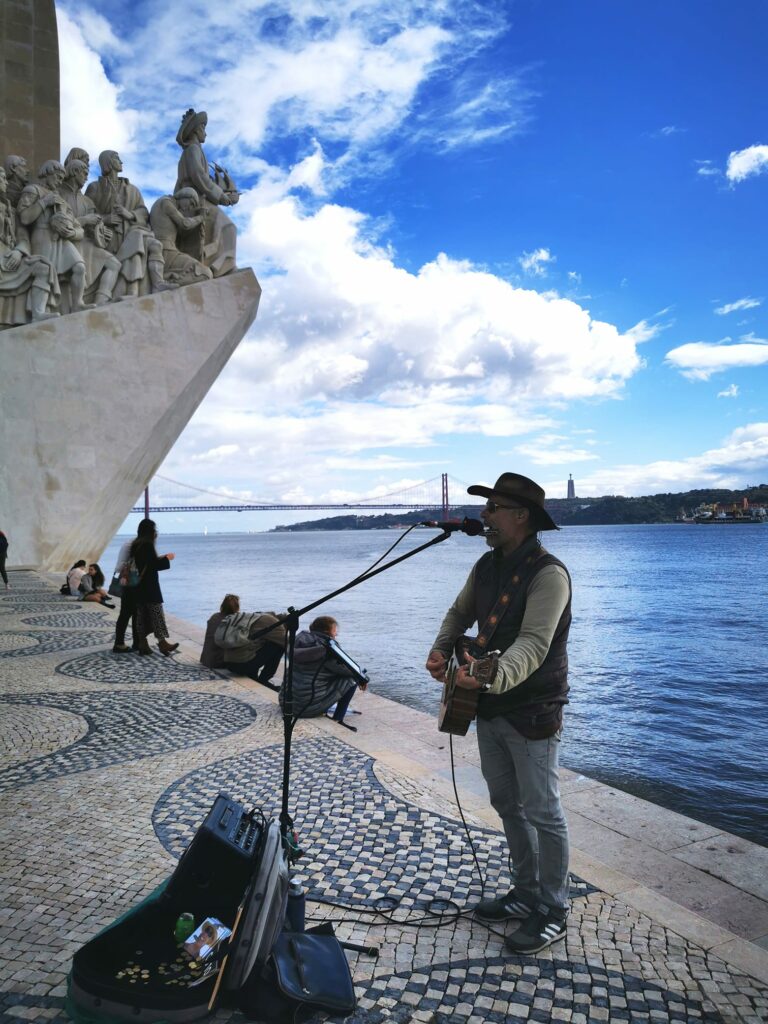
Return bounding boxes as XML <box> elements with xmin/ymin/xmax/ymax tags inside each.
<box><xmin>484</xmin><ymin>500</ymin><xmax>525</xmax><ymax>514</ymax></box>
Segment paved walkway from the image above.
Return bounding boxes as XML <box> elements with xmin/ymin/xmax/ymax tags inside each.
<box><xmin>1</xmin><ymin>569</ymin><xmax>767</xmax><ymax>1024</ymax></box>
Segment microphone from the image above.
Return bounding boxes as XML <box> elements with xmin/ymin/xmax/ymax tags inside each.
<box><xmin>421</xmin><ymin>517</ymin><xmax>485</xmax><ymax>536</ymax></box>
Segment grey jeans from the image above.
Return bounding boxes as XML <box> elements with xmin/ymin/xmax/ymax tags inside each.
<box><xmin>477</xmin><ymin>714</ymin><xmax>570</xmax><ymax>913</ymax></box>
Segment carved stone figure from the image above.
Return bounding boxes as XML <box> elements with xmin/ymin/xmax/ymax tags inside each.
<box><xmin>175</xmin><ymin>109</ymin><xmax>238</xmax><ymax>277</ymax></box>
<box><xmin>0</xmin><ymin>167</ymin><xmax>59</xmax><ymax>327</ymax></box>
<box><xmin>85</xmin><ymin>150</ymin><xmax>170</xmax><ymax>298</ymax></box>
<box><xmin>63</xmin><ymin>147</ymin><xmax>90</xmax><ymax>172</ymax></box>
<box><xmin>3</xmin><ymin>155</ymin><xmax>31</xmax><ymax>207</ymax></box>
<box><xmin>149</xmin><ymin>188</ymin><xmax>213</xmax><ymax>286</ymax></box>
<box><xmin>59</xmin><ymin>160</ymin><xmax>120</xmax><ymax>305</ymax></box>
<box><xmin>17</xmin><ymin>159</ymin><xmax>91</xmax><ymax>314</ymax></box>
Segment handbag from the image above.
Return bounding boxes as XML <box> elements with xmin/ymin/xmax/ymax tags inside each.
<box><xmin>239</xmin><ymin>925</ymin><xmax>355</xmax><ymax>1023</ymax></box>
<box><xmin>108</xmin><ymin>573</ymin><xmax>123</xmax><ymax>599</ymax></box>
<box><xmin>122</xmin><ymin>559</ymin><xmax>143</xmax><ymax>588</ymax></box>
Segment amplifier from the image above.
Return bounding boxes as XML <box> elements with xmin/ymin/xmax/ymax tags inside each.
<box><xmin>166</xmin><ymin>793</ymin><xmax>263</xmax><ymax>916</ymax></box>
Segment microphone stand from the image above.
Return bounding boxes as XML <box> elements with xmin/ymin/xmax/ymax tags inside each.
<box><xmin>249</xmin><ymin>528</ymin><xmax>456</xmax><ymax>858</ymax></box>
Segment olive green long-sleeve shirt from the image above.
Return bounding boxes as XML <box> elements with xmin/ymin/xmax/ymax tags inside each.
<box><xmin>431</xmin><ymin>562</ymin><xmax>570</xmax><ymax>695</ymax></box>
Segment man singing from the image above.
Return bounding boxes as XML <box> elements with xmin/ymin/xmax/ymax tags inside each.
<box><xmin>426</xmin><ymin>472</ymin><xmax>572</xmax><ymax>954</ymax></box>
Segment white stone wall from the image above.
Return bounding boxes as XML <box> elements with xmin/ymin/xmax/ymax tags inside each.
<box><xmin>0</xmin><ymin>269</ymin><xmax>260</xmax><ymax>569</ymax></box>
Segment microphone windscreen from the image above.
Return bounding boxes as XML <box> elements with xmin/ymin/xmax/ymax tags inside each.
<box><xmin>462</xmin><ymin>518</ymin><xmax>485</xmax><ymax>536</ymax></box>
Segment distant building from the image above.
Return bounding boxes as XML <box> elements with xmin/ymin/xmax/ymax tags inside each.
<box><xmin>567</xmin><ymin>474</ymin><xmax>576</xmax><ymax>499</ymax></box>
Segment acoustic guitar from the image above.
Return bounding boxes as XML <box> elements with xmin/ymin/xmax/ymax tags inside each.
<box><xmin>438</xmin><ymin>636</ymin><xmax>493</xmax><ymax>736</ymax></box>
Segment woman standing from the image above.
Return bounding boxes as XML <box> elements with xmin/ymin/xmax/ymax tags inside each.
<box><xmin>131</xmin><ymin>518</ymin><xmax>179</xmax><ymax>656</ymax></box>
<box><xmin>0</xmin><ymin>530</ymin><xmax>9</xmax><ymax>589</ymax></box>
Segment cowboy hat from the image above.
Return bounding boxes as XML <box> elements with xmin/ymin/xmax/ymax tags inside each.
<box><xmin>467</xmin><ymin>472</ymin><xmax>559</xmax><ymax>531</ymax></box>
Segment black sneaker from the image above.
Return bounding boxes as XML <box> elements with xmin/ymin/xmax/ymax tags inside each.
<box><xmin>504</xmin><ymin>908</ymin><xmax>567</xmax><ymax>954</ymax></box>
<box><xmin>475</xmin><ymin>889</ymin><xmax>536</xmax><ymax>922</ymax></box>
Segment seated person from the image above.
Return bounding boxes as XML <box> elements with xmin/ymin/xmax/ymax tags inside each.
<box><xmin>280</xmin><ymin>615</ymin><xmax>368</xmax><ymax>732</ymax></box>
<box><xmin>66</xmin><ymin>559</ymin><xmax>87</xmax><ymax>595</ymax></box>
<box><xmin>79</xmin><ymin>563</ymin><xmax>115</xmax><ymax>606</ymax></box>
<box><xmin>202</xmin><ymin>593</ymin><xmax>286</xmax><ymax>688</ymax></box>
<box><xmin>200</xmin><ymin>593</ymin><xmax>238</xmax><ymax>670</ymax></box>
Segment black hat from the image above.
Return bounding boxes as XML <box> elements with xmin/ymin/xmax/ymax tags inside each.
<box><xmin>467</xmin><ymin>472</ymin><xmax>558</xmax><ymax>531</ymax></box>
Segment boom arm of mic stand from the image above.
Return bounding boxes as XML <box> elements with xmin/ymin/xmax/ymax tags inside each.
<box><xmin>277</xmin><ymin>529</ymin><xmax>454</xmax><ymax>854</ymax></box>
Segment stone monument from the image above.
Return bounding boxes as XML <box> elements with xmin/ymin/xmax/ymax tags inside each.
<box><xmin>0</xmin><ymin>5</ymin><xmax>261</xmax><ymax>569</ymax></box>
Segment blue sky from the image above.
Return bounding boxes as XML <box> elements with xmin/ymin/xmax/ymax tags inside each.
<box><xmin>57</xmin><ymin>1</ymin><xmax>768</xmax><ymax>531</ymax></box>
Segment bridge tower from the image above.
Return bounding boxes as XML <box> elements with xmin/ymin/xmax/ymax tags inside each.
<box><xmin>441</xmin><ymin>473</ymin><xmax>450</xmax><ymax>519</ymax></box>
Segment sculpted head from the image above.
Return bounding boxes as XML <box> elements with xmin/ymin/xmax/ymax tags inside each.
<box><xmin>0</xmin><ymin>168</ymin><xmax>7</xmax><ymax>196</ymax></box>
<box><xmin>66</xmin><ymin>159</ymin><xmax>89</xmax><ymax>190</ymax></box>
<box><xmin>4</xmin><ymin>155</ymin><xmax>29</xmax><ymax>183</ymax></box>
<box><xmin>39</xmin><ymin>160</ymin><xmax>66</xmax><ymax>188</ymax></box>
<box><xmin>98</xmin><ymin>150</ymin><xmax>123</xmax><ymax>175</ymax></box>
<box><xmin>64</xmin><ymin>147</ymin><xmax>90</xmax><ymax>171</ymax></box>
<box><xmin>175</xmin><ymin>187</ymin><xmax>200</xmax><ymax>214</ymax></box>
<box><xmin>176</xmin><ymin>108</ymin><xmax>208</xmax><ymax>148</ymax></box>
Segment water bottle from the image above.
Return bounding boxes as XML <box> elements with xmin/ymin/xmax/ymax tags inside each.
<box><xmin>286</xmin><ymin>879</ymin><xmax>305</xmax><ymax>932</ymax></box>
<box><xmin>174</xmin><ymin>912</ymin><xmax>195</xmax><ymax>944</ymax></box>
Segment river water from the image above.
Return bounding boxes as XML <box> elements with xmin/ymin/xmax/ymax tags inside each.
<box><xmin>102</xmin><ymin>524</ymin><xmax>768</xmax><ymax>846</ymax></box>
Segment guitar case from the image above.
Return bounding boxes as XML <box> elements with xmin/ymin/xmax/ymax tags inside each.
<box><xmin>66</xmin><ymin>794</ymin><xmax>290</xmax><ymax>1023</ymax></box>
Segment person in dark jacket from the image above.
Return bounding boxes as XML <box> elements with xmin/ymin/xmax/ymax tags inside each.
<box><xmin>130</xmin><ymin>518</ymin><xmax>178</xmax><ymax>656</ymax></box>
<box><xmin>280</xmin><ymin>615</ymin><xmax>366</xmax><ymax>731</ymax></box>
<box><xmin>202</xmin><ymin>593</ymin><xmax>287</xmax><ymax>688</ymax></box>
<box><xmin>426</xmin><ymin>473</ymin><xmax>572</xmax><ymax>956</ymax></box>
<box><xmin>0</xmin><ymin>530</ymin><xmax>9</xmax><ymax>589</ymax></box>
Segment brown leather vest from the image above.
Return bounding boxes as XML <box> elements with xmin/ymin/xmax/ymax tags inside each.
<box><xmin>473</xmin><ymin>536</ymin><xmax>571</xmax><ymax>725</ymax></box>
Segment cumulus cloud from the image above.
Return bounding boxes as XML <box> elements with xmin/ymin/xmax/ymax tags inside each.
<box><xmin>555</xmin><ymin>423</ymin><xmax>768</xmax><ymax>497</ymax></box>
<box><xmin>714</xmin><ymin>297</ymin><xmax>761</xmax><ymax>316</ymax></box>
<box><xmin>58</xmin><ymin>7</ymin><xmax>142</xmax><ymax>162</ymax></box>
<box><xmin>665</xmin><ymin>336</ymin><xmax>768</xmax><ymax>380</ymax></box>
<box><xmin>726</xmin><ymin>144</ymin><xmax>768</xmax><ymax>184</ymax></box>
<box><xmin>717</xmin><ymin>384</ymin><xmax>739</xmax><ymax>398</ymax></box>
<box><xmin>508</xmin><ymin>434</ymin><xmax>599</xmax><ymax>466</ymax></box>
<box><xmin>519</xmin><ymin>247</ymin><xmax>555</xmax><ymax>277</ymax></box>
<box><xmin>56</xmin><ymin>1</ymin><xmax>653</xmax><ymax>505</ymax></box>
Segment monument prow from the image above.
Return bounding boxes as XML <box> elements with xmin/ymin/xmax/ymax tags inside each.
<box><xmin>0</xmin><ymin>269</ymin><xmax>261</xmax><ymax>569</ymax></box>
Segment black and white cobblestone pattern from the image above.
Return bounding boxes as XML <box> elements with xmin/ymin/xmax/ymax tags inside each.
<box><xmin>0</xmin><ymin>691</ymin><xmax>258</xmax><ymax>792</ymax></box>
<box><xmin>154</xmin><ymin>736</ymin><xmax>598</xmax><ymax>910</ymax></box>
<box><xmin>0</xmin><ymin>629</ymin><xmax>113</xmax><ymax>658</ymax></box>
<box><xmin>20</xmin><ymin>612</ymin><xmax>112</xmax><ymax>628</ymax></box>
<box><xmin>55</xmin><ymin>650</ymin><xmax>224</xmax><ymax>684</ymax></box>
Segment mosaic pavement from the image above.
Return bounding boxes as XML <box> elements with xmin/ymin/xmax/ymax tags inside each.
<box><xmin>1</xmin><ymin>571</ymin><xmax>767</xmax><ymax>1024</ymax></box>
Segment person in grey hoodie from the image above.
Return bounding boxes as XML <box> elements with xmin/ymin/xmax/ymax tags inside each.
<box><xmin>281</xmin><ymin>615</ymin><xmax>367</xmax><ymax>732</ymax></box>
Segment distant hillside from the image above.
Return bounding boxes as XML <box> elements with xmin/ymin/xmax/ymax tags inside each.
<box><xmin>272</xmin><ymin>485</ymin><xmax>768</xmax><ymax>531</ymax></box>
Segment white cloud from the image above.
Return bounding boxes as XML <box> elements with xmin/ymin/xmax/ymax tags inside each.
<box><xmin>714</xmin><ymin>297</ymin><xmax>761</xmax><ymax>316</ymax></box>
<box><xmin>519</xmin><ymin>247</ymin><xmax>555</xmax><ymax>277</ymax></box>
<box><xmin>665</xmin><ymin>337</ymin><xmax>768</xmax><ymax>380</ymax></box>
<box><xmin>57</xmin><ymin>8</ymin><xmax>142</xmax><ymax>163</ymax></box>
<box><xmin>555</xmin><ymin>423</ymin><xmax>768</xmax><ymax>497</ymax></box>
<box><xmin>717</xmin><ymin>384</ymin><xmax>739</xmax><ymax>398</ymax></box>
<box><xmin>696</xmin><ymin>163</ymin><xmax>721</xmax><ymax>178</ymax></box>
<box><xmin>726</xmin><ymin>144</ymin><xmax>768</xmax><ymax>184</ymax></box>
<box><xmin>190</xmin><ymin>445</ymin><xmax>241</xmax><ymax>463</ymax></box>
<box><xmin>509</xmin><ymin>435</ymin><xmax>600</xmax><ymax>466</ymax></box>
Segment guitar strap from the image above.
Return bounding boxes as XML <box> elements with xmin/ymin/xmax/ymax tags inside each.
<box><xmin>473</xmin><ymin>549</ymin><xmax>546</xmax><ymax>654</ymax></box>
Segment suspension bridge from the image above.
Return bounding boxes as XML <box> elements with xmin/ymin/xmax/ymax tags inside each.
<box><xmin>130</xmin><ymin>473</ymin><xmax>474</xmax><ymax>518</ymax></box>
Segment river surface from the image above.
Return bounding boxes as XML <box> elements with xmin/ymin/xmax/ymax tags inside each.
<box><xmin>102</xmin><ymin>524</ymin><xmax>768</xmax><ymax>846</ymax></box>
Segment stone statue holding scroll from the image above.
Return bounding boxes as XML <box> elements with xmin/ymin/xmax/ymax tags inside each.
<box><xmin>85</xmin><ymin>150</ymin><xmax>170</xmax><ymax>298</ymax></box>
<box><xmin>17</xmin><ymin>159</ymin><xmax>91</xmax><ymax>314</ymax></box>
<box><xmin>175</xmin><ymin>109</ymin><xmax>238</xmax><ymax>278</ymax></box>
<box><xmin>0</xmin><ymin>166</ymin><xmax>59</xmax><ymax>327</ymax></box>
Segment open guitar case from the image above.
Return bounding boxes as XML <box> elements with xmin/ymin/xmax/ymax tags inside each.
<box><xmin>66</xmin><ymin>794</ymin><xmax>290</xmax><ymax>1023</ymax></box>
